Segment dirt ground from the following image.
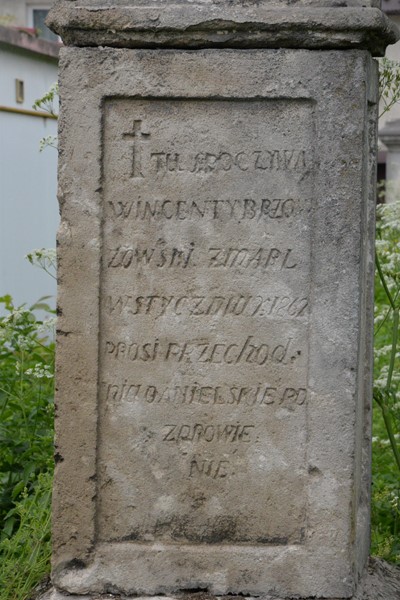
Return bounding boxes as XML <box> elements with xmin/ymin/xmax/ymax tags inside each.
<box><xmin>353</xmin><ymin>557</ymin><xmax>400</xmax><ymax>600</ymax></box>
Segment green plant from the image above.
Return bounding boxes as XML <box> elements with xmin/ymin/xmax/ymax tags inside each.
<box><xmin>32</xmin><ymin>83</ymin><xmax>58</xmax><ymax>118</ymax></box>
<box><xmin>32</xmin><ymin>83</ymin><xmax>58</xmax><ymax>152</ymax></box>
<box><xmin>379</xmin><ymin>57</ymin><xmax>400</xmax><ymax>118</ymax></box>
<box><xmin>374</xmin><ymin>200</ymin><xmax>400</xmax><ymax>474</ymax></box>
<box><xmin>26</xmin><ymin>249</ymin><xmax>57</xmax><ymax>280</ymax></box>
<box><xmin>0</xmin><ymin>472</ymin><xmax>52</xmax><ymax>599</ymax></box>
<box><xmin>0</xmin><ymin>294</ymin><xmax>55</xmax><ymax>541</ymax></box>
<box><xmin>0</xmin><ymin>85</ymin><xmax>58</xmax><ymax>598</ymax></box>
<box><xmin>372</xmin><ymin>201</ymin><xmax>400</xmax><ymax>562</ymax></box>
<box><xmin>367</xmin><ymin>57</ymin><xmax>400</xmax><ymax>565</ymax></box>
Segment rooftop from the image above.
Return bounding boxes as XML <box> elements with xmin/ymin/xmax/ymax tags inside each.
<box><xmin>0</xmin><ymin>25</ymin><xmax>60</xmax><ymax>59</ymax></box>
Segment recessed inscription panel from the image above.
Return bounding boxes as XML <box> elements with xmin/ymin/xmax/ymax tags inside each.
<box><xmin>98</xmin><ymin>99</ymin><xmax>313</xmax><ymax>544</ymax></box>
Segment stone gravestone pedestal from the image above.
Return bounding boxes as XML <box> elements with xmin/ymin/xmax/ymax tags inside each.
<box><xmin>47</xmin><ymin>2</ymin><xmax>397</xmax><ymax>599</ymax></box>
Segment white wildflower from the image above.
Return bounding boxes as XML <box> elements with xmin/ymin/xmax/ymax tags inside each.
<box><xmin>25</xmin><ymin>364</ymin><xmax>53</xmax><ymax>379</ymax></box>
<box><xmin>16</xmin><ymin>335</ymin><xmax>32</xmax><ymax>350</ymax></box>
<box><xmin>37</xmin><ymin>317</ymin><xmax>57</xmax><ymax>335</ymax></box>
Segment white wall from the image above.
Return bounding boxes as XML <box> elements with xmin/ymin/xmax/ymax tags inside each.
<box><xmin>0</xmin><ymin>1</ymin><xmax>26</xmax><ymax>25</ymax></box>
<box><xmin>0</xmin><ymin>45</ymin><xmax>58</xmax><ymax>310</ymax></box>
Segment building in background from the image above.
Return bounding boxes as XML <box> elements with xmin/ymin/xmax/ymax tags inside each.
<box><xmin>0</xmin><ymin>1</ymin><xmax>59</xmax><ymax>309</ymax></box>
<box><xmin>0</xmin><ymin>1</ymin><xmax>57</xmax><ymax>40</ymax></box>
<box><xmin>380</xmin><ymin>1</ymin><xmax>400</xmax><ymax>200</ymax></box>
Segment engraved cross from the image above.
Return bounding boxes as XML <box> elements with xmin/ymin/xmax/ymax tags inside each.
<box><xmin>123</xmin><ymin>120</ymin><xmax>150</xmax><ymax>178</ymax></box>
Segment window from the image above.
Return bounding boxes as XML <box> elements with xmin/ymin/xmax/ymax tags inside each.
<box><xmin>27</xmin><ymin>6</ymin><xmax>59</xmax><ymax>42</ymax></box>
<box><xmin>15</xmin><ymin>79</ymin><xmax>24</xmax><ymax>104</ymax></box>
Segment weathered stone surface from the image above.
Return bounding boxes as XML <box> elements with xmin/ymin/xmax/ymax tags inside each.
<box><xmin>47</xmin><ymin>1</ymin><xmax>398</xmax><ymax>54</ymax></box>
<box><xmin>52</xmin><ymin>46</ymin><xmax>378</xmax><ymax>598</ymax></box>
<box><xmin>40</xmin><ymin>558</ymin><xmax>400</xmax><ymax>600</ymax></box>
<box><xmin>98</xmin><ymin>97</ymin><xmax>311</xmax><ymax>548</ymax></box>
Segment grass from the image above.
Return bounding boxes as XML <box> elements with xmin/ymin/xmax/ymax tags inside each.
<box><xmin>371</xmin><ymin>202</ymin><xmax>400</xmax><ymax>563</ymax></box>
<box><xmin>0</xmin><ymin>294</ymin><xmax>54</xmax><ymax>599</ymax></box>
<box><xmin>0</xmin><ymin>472</ymin><xmax>52</xmax><ymax>599</ymax></box>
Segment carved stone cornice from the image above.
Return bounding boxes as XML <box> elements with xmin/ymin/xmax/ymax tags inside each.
<box><xmin>47</xmin><ymin>1</ymin><xmax>398</xmax><ymax>55</ymax></box>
